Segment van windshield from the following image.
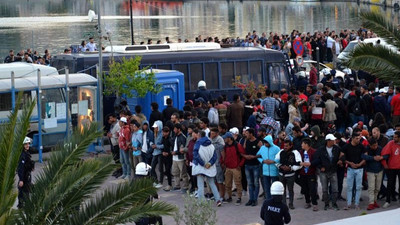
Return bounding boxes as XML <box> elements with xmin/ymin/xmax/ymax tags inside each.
<box><xmin>343</xmin><ymin>42</ymin><xmax>358</xmax><ymax>53</ymax></box>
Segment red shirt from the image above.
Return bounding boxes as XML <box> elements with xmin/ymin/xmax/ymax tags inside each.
<box><xmin>221</xmin><ymin>143</ymin><xmax>246</xmax><ymax>169</ymax></box>
<box><xmin>381</xmin><ymin>140</ymin><xmax>400</xmax><ymax>169</ymax></box>
<box><xmin>118</xmin><ymin>125</ymin><xmax>131</xmax><ymax>151</ymax></box>
<box><xmin>391</xmin><ymin>94</ymin><xmax>400</xmax><ymax>116</ymax></box>
<box><xmin>309</xmin><ymin>67</ymin><xmax>318</xmax><ymax>86</ymax></box>
<box><xmin>299</xmin><ymin>93</ymin><xmax>308</xmax><ymax>113</ymax></box>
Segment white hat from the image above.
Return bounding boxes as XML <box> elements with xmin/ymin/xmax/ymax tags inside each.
<box><xmin>271</xmin><ymin>181</ymin><xmax>284</xmax><ymax>195</ymax></box>
<box><xmin>243</xmin><ymin>126</ymin><xmax>250</xmax><ymax>131</ymax></box>
<box><xmin>379</xmin><ymin>88</ymin><xmax>387</xmax><ymax>94</ymax></box>
<box><xmin>23</xmin><ymin>137</ymin><xmax>31</xmax><ymax>144</ymax></box>
<box><xmin>322</xmin><ymin>68</ymin><xmax>331</xmax><ymax>75</ymax></box>
<box><xmin>120</xmin><ymin>117</ymin><xmax>127</xmax><ymax>123</ymax></box>
<box><xmin>152</xmin><ymin>123</ymin><xmax>158</xmax><ymax>128</ymax></box>
<box><xmin>343</xmin><ymin>68</ymin><xmax>352</xmax><ymax>75</ymax></box>
<box><xmin>298</xmin><ymin>71</ymin><xmax>306</xmax><ymax>77</ymax></box>
<box><xmin>229</xmin><ymin>127</ymin><xmax>239</xmax><ymax>135</ymax></box>
<box><xmin>135</xmin><ymin>162</ymin><xmax>152</xmax><ymax>176</ymax></box>
<box><xmin>325</xmin><ymin>134</ymin><xmax>337</xmax><ymax>141</ymax></box>
<box><xmin>198</xmin><ymin>80</ymin><xmax>206</xmax><ymax>88</ymax></box>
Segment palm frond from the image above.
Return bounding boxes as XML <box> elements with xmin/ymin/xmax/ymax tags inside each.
<box><xmin>0</xmin><ymin>95</ymin><xmax>35</xmax><ymax>224</ymax></box>
<box><xmin>343</xmin><ymin>43</ymin><xmax>400</xmax><ymax>85</ymax></box>
<box><xmin>69</xmin><ymin>178</ymin><xmax>176</xmax><ymax>225</ymax></box>
<box><xmin>360</xmin><ymin>11</ymin><xmax>400</xmax><ymax>49</ymax></box>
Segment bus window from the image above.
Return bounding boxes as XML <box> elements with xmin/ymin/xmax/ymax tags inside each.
<box><xmin>250</xmin><ymin>61</ymin><xmax>262</xmax><ymax>85</ymax></box>
<box><xmin>173</xmin><ymin>64</ymin><xmax>189</xmax><ymax>91</ymax></box>
<box><xmin>221</xmin><ymin>62</ymin><xmax>234</xmax><ymax>89</ymax></box>
<box><xmin>268</xmin><ymin>64</ymin><xmax>282</xmax><ymax>91</ymax></box>
<box><xmin>0</xmin><ymin>91</ymin><xmax>33</xmax><ymax>112</ymax></box>
<box><xmin>205</xmin><ymin>63</ymin><xmax>218</xmax><ymax>90</ymax></box>
<box><xmin>236</xmin><ymin>61</ymin><xmax>249</xmax><ymax>83</ymax></box>
<box><xmin>190</xmin><ymin>64</ymin><xmax>203</xmax><ymax>91</ymax></box>
<box><xmin>41</xmin><ymin>89</ymin><xmax>64</xmax><ymax>119</ymax></box>
<box><xmin>157</xmin><ymin>64</ymin><xmax>172</xmax><ymax>70</ymax></box>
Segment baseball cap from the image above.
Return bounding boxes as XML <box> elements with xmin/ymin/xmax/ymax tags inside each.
<box><xmin>152</xmin><ymin>123</ymin><xmax>158</xmax><ymax>128</ymax></box>
<box><xmin>379</xmin><ymin>88</ymin><xmax>387</xmax><ymax>93</ymax></box>
<box><xmin>222</xmin><ymin>132</ymin><xmax>234</xmax><ymax>139</ymax></box>
<box><xmin>325</xmin><ymin>134</ymin><xmax>337</xmax><ymax>141</ymax></box>
<box><xmin>243</xmin><ymin>126</ymin><xmax>250</xmax><ymax>131</ymax></box>
<box><xmin>120</xmin><ymin>117</ymin><xmax>127</xmax><ymax>123</ymax></box>
<box><xmin>229</xmin><ymin>127</ymin><xmax>239</xmax><ymax>135</ymax></box>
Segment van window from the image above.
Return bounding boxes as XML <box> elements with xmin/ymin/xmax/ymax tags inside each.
<box><xmin>221</xmin><ymin>62</ymin><xmax>234</xmax><ymax>89</ymax></box>
<box><xmin>205</xmin><ymin>63</ymin><xmax>218</xmax><ymax>90</ymax></box>
<box><xmin>0</xmin><ymin>91</ymin><xmax>32</xmax><ymax>111</ymax></box>
<box><xmin>173</xmin><ymin>64</ymin><xmax>189</xmax><ymax>90</ymax></box>
<box><xmin>236</xmin><ymin>61</ymin><xmax>249</xmax><ymax>83</ymax></box>
<box><xmin>190</xmin><ymin>64</ymin><xmax>203</xmax><ymax>91</ymax></box>
<box><xmin>250</xmin><ymin>61</ymin><xmax>262</xmax><ymax>85</ymax></box>
<box><xmin>268</xmin><ymin>64</ymin><xmax>286</xmax><ymax>91</ymax></box>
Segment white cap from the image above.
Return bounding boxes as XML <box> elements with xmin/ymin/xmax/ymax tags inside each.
<box><xmin>322</xmin><ymin>68</ymin><xmax>331</xmax><ymax>75</ymax></box>
<box><xmin>120</xmin><ymin>117</ymin><xmax>127</xmax><ymax>123</ymax></box>
<box><xmin>135</xmin><ymin>162</ymin><xmax>152</xmax><ymax>176</ymax></box>
<box><xmin>23</xmin><ymin>137</ymin><xmax>31</xmax><ymax>144</ymax></box>
<box><xmin>152</xmin><ymin>123</ymin><xmax>158</xmax><ymax>128</ymax></box>
<box><xmin>198</xmin><ymin>80</ymin><xmax>206</xmax><ymax>88</ymax></box>
<box><xmin>379</xmin><ymin>88</ymin><xmax>387</xmax><ymax>94</ymax></box>
<box><xmin>298</xmin><ymin>71</ymin><xmax>306</xmax><ymax>77</ymax></box>
<box><xmin>271</xmin><ymin>181</ymin><xmax>284</xmax><ymax>195</ymax></box>
<box><xmin>343</xmin><ymin>68</ymin><xmax>352</xmax><ymax>75</ymax></box>
<box><xmin>243</xmin><ymin>126</ymin><xmax>250</xmax><ymax>131</ymax></box>
<box><xmin>229</xmin><ymin>127</ymin><xmax>239</xmax><ymax>135</ymax></box>
<box><xmin>325</xmin><ymin>134</ymin><xmax>337</xmax><ymax>141</ymax></box>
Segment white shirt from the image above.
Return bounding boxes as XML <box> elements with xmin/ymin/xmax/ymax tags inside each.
<box><xmin>335</xmin><ymin>41</ymin><xmax>340</xmax><ymax>55</ymax></box>
<box><xmin>142</xmin><ymin>131</ymin><xmax>148</xmax><ymax>153</ymax></box>
<box><xmin>109</xmin><ymin>121</ymin><xmax>120</xmax><ymax>146</ymax></box>
<box><xmin>173</xmin><ymin>137</ymin><xmax>184</xmax><ymax>161</ymax></box>
<box><xmin>327</xmin><ymin>36</ymin><xmax>335</xmax><ymax>48</ymax></box>
<box><xmin>86</xmin><ymin>42</ymin><xmax>97</xmax><ymax>52</ymax></box>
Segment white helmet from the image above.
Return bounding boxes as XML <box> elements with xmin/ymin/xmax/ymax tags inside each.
<box><xmin>322</xmin><ymin>68</ymin><xmax>331</xmax><ymax>75</ymax></box>
<box><xmin>298</xmin><ymin>71</ymin><xmax>306</xmax><ymax>78</ymax></box>
<box><xmin>198</xmin><ymin>80</ymin><xmax>206</xmax><ymax>88</ymax></box>
<box><xmin>343</xmin><ymin>68</ymin><xmax>352</xmax><ymax>75</ymax></box>
<box><xmin>270</xmin><ymin>181</ymin><xmax>284</xmax><ymax>195</ymax></box>
<box><xmin>135</xmin><ymin>162</ymin><xmax>152</xmax><ymax>176</ymax></box>
<box><xmin>23</xmin><ymin>137</ymin><xmax>31</xmax><ymax>144</ymax></box>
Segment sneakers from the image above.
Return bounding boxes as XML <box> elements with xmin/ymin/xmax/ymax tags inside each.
<box><xmin>223</xmin><ymin>197</ymin><xmax>232</xmax><ymax>203</ymax></box>
<box><xmin>354</xmin><ymin>205</ymin><xmax>360</xmax><ymax>210</ymax></box>
<box><xmin>382</xmin><ymin>202</ymin><xmax>390</xmax><ymax>208</ymax></box>
<box><xmin>324</xmin><ymin>204</ymin><xmax>330</xmax><ymax>210</ymax></box>
<box><xmin>235</xmin><ymin>198</ymin><xmax>241</xmax><ymax>206</ymax></box>
<box><xmin>216</xmin><ymin>200</ymin><xmax>222</xmax><ymax>207</ymax></box>
<box><xmin>120</xmin><ymin>175</ymin><xmax>126</xmax><ymax>180</ymax></box>
<box><xmin>304</xmin><ymin>203</ymin><xmax>311</xmax><ymax>209</ymax></box>
<box><xmin>367</xmin><ymin>204</ymin><xmax>375</xmax><ymax>210</ymax></box>
<box><xmin>245</xmin><ymin>200</ymin><xmax>253</xmax><ymax>206</ymax></box>
<box><xmin>343</xmin><ymin>205</ymin><xmax>350</xmax><ymax>210</ymax></box>
<box><xmin>172</xmin><ymin>187</ymin><xmax>181</xmax><ymax>191</ymax></box>
<box><xmin>153</xmin><ymin>183</ymin><xmax>163</xmax><ymax>188</ymax></box>
<box><xmin>289</xmin><ymin>204</ymin><xmax>295</xmax><ymax>210</ymax></box>
<box><xmin>374</xmin><ymin>201</ymin><xmax>380</xmax><ymax>208</ymax></box>
<box><xmin>123</xmin><ymin>175</ymin><xmax>130</xmax><ymax>181</ymax></box>
<box><xmin>332</xmin><ymin>204</ymin><xmax>339</xmax><ymax>211</ymax></box>
<box><xmin>163</xmin><ymin>185</ymin><xmax>171</xmax><ymax>192</ymax></box>
<box><xmin>313</xmin><ymin>205</ymin><xmax>318</xmax><ymax>211</ymax></box>
<box><xmin>251</xmin><ymin>200</ymin><xmax>257</xmax><ymax>207</ymax></box>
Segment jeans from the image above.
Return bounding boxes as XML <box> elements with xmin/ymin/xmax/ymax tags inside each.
<box><xmin>197</xmin><ymin>175</ymin><xmax>222</xmax><ymax>202</ymax></box>
<box><xmin>150</xmin><ymin>154</ymin><xmax>161</xmax><ymax>181</ymax></box>
<box><xmin>245</xmin><ymin>165</ymin><xmax>260</xmax><ymax>202</ymax></box>
<box><xmin>320</xmin><ymin>171</ymin><xmax>338</xmax><ymax>205</ymax></box>
<box><xmin>347</xmin><ymin>168</ymin><xmax>363</xmax><ymax>206</ymax></box>
<box><xmin>120</xmin><ymin>149</ymin><xmax>131</xmax><ymax>176</ymax></box>
<box><xmin>279</xmin><ymin>175</ymin><xmax>295</xmax><ymax>205</ymax></box>
<box><xmin>367</xmin><ymin>171</ymin><xmax>383</xmax><ymax>204</ymax></box>
<box><xmin>263</xmin><ymin>176</ymin><xmax>279</xmax><ymax>200</ymax></box>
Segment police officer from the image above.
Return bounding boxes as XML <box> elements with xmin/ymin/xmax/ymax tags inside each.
<box><xmin>260</xmin><ymin>181</ymin><xmax>291</xmax><ymax>225</ymax></box>
<box><xmin>194</xmin><ymin>80</ymin><xmax>212</xmax><ymax>103</ymax></box>
<box><xmin>17</xmin><ymin>137</ymin><xmax>35</xmax><ymax>208</ymax></box>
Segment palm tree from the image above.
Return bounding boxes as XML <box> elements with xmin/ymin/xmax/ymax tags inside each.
<box><xmin>12</xmin><ymin>123</ymin><xmax>176</xmax><ymax>225</ymax></box>
<box><xmin>0</xmin><ymin>96</ymin><xmax>35</xmax><ymax>225</ymax></box>
<box><xmin>343</xmin><ymin>11</ymin><xmax>400</xmax><ymax>85</ymax></box>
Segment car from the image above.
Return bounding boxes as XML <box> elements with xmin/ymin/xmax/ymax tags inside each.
<box><xmin>290</xmin><ymin>59</ymin><xmax>345</xmax><ymax>82</ymax></box>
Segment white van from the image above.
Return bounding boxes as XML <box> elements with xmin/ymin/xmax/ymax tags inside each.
<box><xmin>338</xmin><ymin>38</ymin><xmax>397</xmax><ymax>62</ymax></box>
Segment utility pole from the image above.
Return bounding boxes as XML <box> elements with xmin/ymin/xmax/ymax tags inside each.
<box><xmin>130</xmin><ymin>0</ymin><xmax>134</xmax><ymax>45</ymax></box>
<box><xmin>97</xmin><ymin>0</ymin><xmax>104</xmax><ymax>128</ymax></box>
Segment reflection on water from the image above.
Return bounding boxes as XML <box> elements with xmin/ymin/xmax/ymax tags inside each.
<box><xmin>0</xmin><ymin>0</ymin><xmax>399</xmax><ymax>61</ymax></box>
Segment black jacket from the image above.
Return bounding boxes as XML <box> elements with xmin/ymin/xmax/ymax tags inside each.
<box><xmin>312</xmin><ymin>145</ymin><xmax>342</xmax><ymax>173</ymax></box>
<box><xmin>162</xmin><ymin>106</ymin><xmax>178</xmax><ymax>124</ymax></box>
<box><xmin>17</xmin><ymin>150</ymin><xmax>34</xmax><ymax>183</ymax></box>
<box><xmin>172</xmin><ymin>132</ymin><xmax>187</xmax><ymax>160</ymax></box>
<box><xmin>161</xmin><ymin>136</ymin><xmax>172</xmax><ymax>154</ymax></box>
<box><xmin>260</xmin><ymin>198</ymin><xmax>291</xmax><ymax>225</ymax></box>
<box><xmin>149</xmin><ymin>110</ymin><xmax>163</xmax><ymax>129</ymax></box>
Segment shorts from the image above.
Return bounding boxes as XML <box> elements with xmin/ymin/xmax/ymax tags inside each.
<box><xmin>216</xmin><ymin>165</ymin><xmax>225</xmax><ymax>183</ymax></box>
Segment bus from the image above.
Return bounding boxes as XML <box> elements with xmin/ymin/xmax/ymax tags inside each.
<box><xmin>51</xmin><ymin>43</ymin><xmax>292</xmax><ymax>100</ymax></box>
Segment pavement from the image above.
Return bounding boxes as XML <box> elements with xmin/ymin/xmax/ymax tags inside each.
<box><xmin>21</xmin><ymin>152</ymin><xmax>400</xmax><ymax>225</ymax></box>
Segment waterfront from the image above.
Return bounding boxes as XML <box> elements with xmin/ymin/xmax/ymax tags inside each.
<box><xmin>0</xmin><ymin>0</ymin><xmax>399</xmax><ymax>61</ymax></box>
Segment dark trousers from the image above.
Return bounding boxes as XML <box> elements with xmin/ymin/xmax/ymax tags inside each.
<box><xmin>326</xmin><ymin>48</ymin><xmax>333</xmax><ymax>62</ymax></box>
<box><xmin>159</xmin><ymin>155</ymin><xmax>172</xmax><ymax>185</ymax></box>
<box><xmin>241</xmin><ymin>166</ymin><xmax>247</xmax><ymax>192</ymax></box>
<box><xmin>141</xmin><ymin>152</ymin><xmax>152</xmax><ymax>165</ymax></box>
<box><xmin>300</xmin><ymin>174</ymin><xmax>318</xmax><ymax>205</ymax></box>
<box><xmin>279</xmin><ymin>175</ymin><xmax>295</xmax><ymax>205</ymax></box>
<box><xmin>337</xmin><ymin>166</ymin><xmax>345</xmax><ymax>197</ymax></box>
<box><xmin>386</xmin><ymin>169</ymin><xmax>400</xmax><ymax>203</ymax></box>
<box><xmin>18</xmin><ymin>181</ymin><xmax>31</xmax><ymax>208</ymax></box>
<box><xmin>111</xmin><ymin>144</ymin><xmax>120</xmax><ymax>163</ymax></box>
<box><xmin>187</xmin><ymin>165</ymin><xmax>197</xmax><ymax>191</ymax></box>
<box><xmin>150</xmin><ymin>154</ymin><xmax>161</xmax><ymax>181</ymax></box>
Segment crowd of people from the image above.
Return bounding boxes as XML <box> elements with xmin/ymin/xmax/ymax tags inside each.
<box><xmin>106</xmin><ymin>73</ymin><xmax>400</xmax><ymax>216</ymax></box>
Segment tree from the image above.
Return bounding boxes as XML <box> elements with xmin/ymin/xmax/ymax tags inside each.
<box><xmin>11</xmin><ymin>123</ymin><xmax>176</xmax><ymax>225</ymax></box>
<box><xmin>343</xmin><ymin>11</ymin><xmax>400</xmax><ymax>85</ymax></box>
<box><xmin>104</xmin><ymin>56</ymin><xmax>161</xmax><ymax>98</ymax></box>
<box><xmin>0</xmin><ymin>95</ymin><xmax>35</xmax><ymax>225</ymax></box>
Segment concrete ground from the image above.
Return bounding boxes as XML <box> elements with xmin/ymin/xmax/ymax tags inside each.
<box><xmin>22</xmin><ymin>152</ymin><xmax>400</xmax><ymax>225</ymax></box>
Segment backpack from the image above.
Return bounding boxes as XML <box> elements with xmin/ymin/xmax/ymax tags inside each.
<box><xmin>276</xmin><ymin>100</ymin><xmax>288</xmax><ymax>119</ymax></box>
<box><xmin>352</xmin><ymin>100</ymin><xmax>362</xmax><ymax>116</ymax></box>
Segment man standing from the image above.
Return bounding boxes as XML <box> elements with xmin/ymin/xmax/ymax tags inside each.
<box><xmin>262</xmin><ymin>89</ymin><xmax>276</xmax><ymax>119</ymax></box>
<box><xmin>86</xmin><ymin>37</ymin><xmax>97</xmax><ymax>52</ymax></box>
<box><xmin>299</xmin><ymin>138</ymin><xmax>318</xmax><ymax>211</ymax></box>
<box><xmin>275</xmin><ymin>140</ymin><xmax>302</xmax><ymax>209</ymax></box>
<box><xmin>107</xmin><ymin>114</ymin><xmax>121</xmax><ymax>178</ymax></box>
<box><xmin>226</xmin><ymin>94</ymin><xmax>244</xmax><ymax>130</ymax></box>
<box><xmin>118</xmin><ymin>117</ymin><xmax>132</xmax><ymax>180</ymax></box>
<box><xmin>160</xmin><ymin>127</ymin><xmax>173</xmax><ymax>191</ymax></box>
<box><xmin>149</xmin><ymin>102</ymin><xmax>163</xmax><ymax>130</ymax></box>
<box><xmin>221</xmin><ymin>132</ymin><xmax>245</xmax><ymax>205</ymax></box>
<box><xmin>17</xmin><ymin>137</ymin><xmax>35</xmax><ymax>208</ymax></box>
<box><xmin>312</xmin><ymin>134</ymin><xmax>342</xmax><ymax>210</ymax></box>
<box><xmin>381</xmin><ymin>131</ymin><xmax>400</xmax><ymax>208</ymax></box>
<box><xmin>258</xmin><ymin>135</ymin><xmax>280</xmax><ymax>200</ymax></box>
<box><xmin>162</xmin><ymin>98</ymin><xmax>179</xmax><ymax>124</ymax></box>
<box><xmin>171</xmin><ymin>123</ymin><xmax>189</xmax><ymax>193</ymax></box>
<box><xmin>341</xmin><ymin>133</ymin><xmax>366</xmax><ymax>210</ymax></box>
<box><xmin>141</xmin><ymin>120</ymin><xmax>154</xmax><ymax>165</ymax></box>
<box><xmin>130</xmin><ymin>120</ymin><xmax>143</xmax><ymax>175</ymax></box>
<box><xmin>210</xmin><ymin>127</ymin><xmax>226</xmax><ymax>201</ymax></box>
<box><xmin>391</xmin><ymin>87</ymin><xmax>400</xmax><ymax>126</ymax></box>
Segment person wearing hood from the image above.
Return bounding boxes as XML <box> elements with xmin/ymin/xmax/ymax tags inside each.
<box><xmin>310</xmin><ymin>125</ymin><xmax>325</xmax><ymax>150</ymax></box>
<box><xmin>130</xmin><ymin>119</ymin><xmax>143</xmax><ymax>177</ymax></box>
<box><xmin>192</xmin><ymin>131</ymin><xmax>222</xmax><ymax>206</ymax></box>
<box><xmin>210</xmin><ymin>127</ymin><xmax>226</xmax><ymax>201</ymax></box>
<box><xmin>194</xmin><ymin>80</ymin><xmax>212</xmax><ymax>103</ymax></box>
<box><xmin>257</xmin><ymin>135</ymin><xmax>280</xmax><ymax>200</ymax></box>
<box><xmin>141</xmin><ymin>120</ymin><xmax>154</xmax><ymax>165</ymax></box>
<box><xmin>374</xmin><ymin>89</ymin><xmax>390</xmax><ymax>119</ymax></box>
<box><xmin>151</xmin><ymin>120</ymin><xmax>163</xmax><ymax>188</ymax></box>
<box><xmin>17</xmin><ymin>137</ymin><xmax>35</xmax><ymax>208</ymax></box>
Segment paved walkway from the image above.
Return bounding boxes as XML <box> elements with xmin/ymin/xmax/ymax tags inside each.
<box><xmin>25</xmin><ymin>152</ymin><xmax>400</xmax><ymax>225</ymax></box>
